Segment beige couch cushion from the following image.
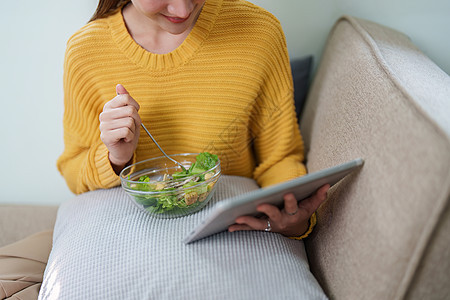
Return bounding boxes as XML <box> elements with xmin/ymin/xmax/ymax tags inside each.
<box><xmin>300</xmin><ymin>16</ymin><xmax>450</xmax><ymax>300</ymax></box>
<box><xmin>0</xmin><ymin>205</ymin><xmax>58</xmax><ymax>247</ymax></box>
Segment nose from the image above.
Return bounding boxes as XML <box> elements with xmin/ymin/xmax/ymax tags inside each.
<box><xmin>166</xmin><ymin>0</ymin><xmax>195</xmax><ymax>18</ymax></box>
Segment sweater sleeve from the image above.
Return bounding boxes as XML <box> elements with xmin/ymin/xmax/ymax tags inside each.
<box><xmin>251</xmin><ymin>17</ymin><xmax>307</xmax><ymax>188</ymax></box>
<box><xmin>250</xmin><ymin>15</ymin><xmax>315</xmax><ymax>240</ymax></box>
<box><xmin>56</xmin><ymin>38</ymin><xmax>120</xmax><ymax>194</ymax></box>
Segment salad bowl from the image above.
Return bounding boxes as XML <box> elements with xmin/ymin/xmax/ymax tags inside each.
<box><xmin>120</xmin><ymin>153</ymin><xmax>221</xmax><ymax>218</ymax></box>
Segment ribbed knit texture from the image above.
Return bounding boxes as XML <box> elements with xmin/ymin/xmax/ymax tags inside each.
<box><xmin>57</xmin><ymin>0</ymin><xmax>306</xmax><ymax>194</ymax></box>
<box><xmin>39</xmin><ymin>176</ymin><xmax>327</xmax><ymax>299</ymax></box>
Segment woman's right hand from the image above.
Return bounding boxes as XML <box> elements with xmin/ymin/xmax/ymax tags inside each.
<box><xmin>99</xmin><ymin>84</ymin><xmax>141</xmax><ymax>174</ymax></box>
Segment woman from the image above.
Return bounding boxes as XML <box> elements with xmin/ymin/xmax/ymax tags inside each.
<box><xmin>57</xmin><ymin>0</ymin><xmax>329</xmax><ymax>237</ymax></box>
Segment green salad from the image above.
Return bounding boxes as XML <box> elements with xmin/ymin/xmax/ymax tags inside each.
<box><xmin>128</xmin><ymin>152</ymin><xmax>219</xmax><ymax>215</ymax></box>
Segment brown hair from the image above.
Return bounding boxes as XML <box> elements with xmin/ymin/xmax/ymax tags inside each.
<box><xmin>89</xmin><ymin>0</ymin><xmax>130</xmax><ymax>22</ymax></box>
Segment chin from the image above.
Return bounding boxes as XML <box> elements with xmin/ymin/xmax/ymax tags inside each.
<box><xmin>161</xmin><ymin>22</ymin><xmax>192</xmax><ymax>35</ymax></box>
<box><xmin>167</xmin><ymin>27</ymin><xmax>190</xmax><ymax>35</ymax></box>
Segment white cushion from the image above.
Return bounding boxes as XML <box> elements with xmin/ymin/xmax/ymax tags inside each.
<box><xmin>39</xmin><ymin>175</ymin><xmax>327</xmax><ymax>299</ymax></box>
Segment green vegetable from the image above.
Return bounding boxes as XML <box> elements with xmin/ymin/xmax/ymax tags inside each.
<box><xmin>172</xmin><ymin>152</ymin><xmax>218</xmax><ymax>180</ymax></box>
<box><xmin>190</xmin><ymin>152</ymin><xmax>218</xmax><ymax>173</ymax></box>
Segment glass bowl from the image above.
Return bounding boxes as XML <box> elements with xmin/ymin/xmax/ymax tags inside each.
<box><xmin>120</xmin><ymin>153</ymin><xmax>221</xmax><ymax>218</ymax></box>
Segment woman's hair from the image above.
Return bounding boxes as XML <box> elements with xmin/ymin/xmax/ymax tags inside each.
<box><xmin>89</xmin><ymin>0</ymin><xmax>130</xmax><ymax>22</ymax></box>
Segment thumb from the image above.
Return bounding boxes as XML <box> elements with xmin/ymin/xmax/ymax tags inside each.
<box><xmin>116</xmin><ymin>84</ymin><xmax>129</xmax><ymax>95</ymax></box>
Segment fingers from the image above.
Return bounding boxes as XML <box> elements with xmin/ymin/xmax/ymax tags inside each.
<box><xmin>100</xmin><ymin>105</ymin><xmax>141</xmax><ymax>127</ymax></box>
<box><xmin>256</xmin><ymin>203</ymin><xmax>282</xmax><ymax>221</ymax></box>
<box><xmin>100</xmin><ymin>116</ymin><xmax>135</xmax><ymax>132</ymax></box>
<box><xmin>297</xmin><ymin>184</ymin><xmax>330</xmax><ymax>217</ymax></box>
<box><xmin>116</xmin><ymin>83</ymin><xmax>129</xmax><ymax>95</ymax></box>
<box><xmin>100</xmin><ymin>118</ymin><xmax>137</xmax><ymax>142</ymax></box>
<box><xmin>100</xmin><ymin>127</ymin><xmax>137</xmax><ymax>145</ymax></box>
<box><xmin>282</xmin><ymin>193</ymin><xmax>298</xmax><ymax>215</ymax></box>
<box><xmin>228</xmin><ymin>216</ymin><xmax>268</xmax><ymax>232</ymax></box>
<box><xmin>104</xmin><ymin>85</ymin><xmax>140</xmax><ymax>112</ymax></box>
<box><xmin>99</xmin><ymin>108</ymin><xmax>141</xmax><ymax>142</ymax></box>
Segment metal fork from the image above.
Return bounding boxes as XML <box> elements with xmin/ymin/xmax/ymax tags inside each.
<box><xmin>140</xmin><ymin>123</ymin><xmax>188</xmax><ymax>173</ymax></box>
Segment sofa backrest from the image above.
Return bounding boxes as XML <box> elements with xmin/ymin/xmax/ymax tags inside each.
<box><xmin>300</xmin><ymin>16</ymin><xmax>450</xmax><ymax>300</ymax></box>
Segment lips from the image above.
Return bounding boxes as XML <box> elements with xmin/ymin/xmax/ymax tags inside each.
<box><xmin>163</xmin><ymin>14</ymin><xmax>191</xmax><ymax>24</ymax></box>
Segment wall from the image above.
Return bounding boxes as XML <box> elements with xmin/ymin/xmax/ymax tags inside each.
<box><xmin>251</xmin><ymin>0</ymin><xmax>450</xmax><ymax>74</ymax></box>
<box><xmin>0</xmin><ymin>0</ymin><xmax>97</xmax><ymax>205</ymax></box>
<box><xmin>1</xmin><ymin>0</ymin><xmax>448</xmax><ymax>205</ymax></box>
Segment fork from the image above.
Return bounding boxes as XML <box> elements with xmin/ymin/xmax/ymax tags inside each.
<box><xmin>140</xmin><ymin>123</ymin><xmax>188</xmax><ymax>173</ymax></box>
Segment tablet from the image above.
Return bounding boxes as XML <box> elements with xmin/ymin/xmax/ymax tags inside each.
<box><xmin>183</xmin><ymin>158</ymin><xmax>364</xmax><ymax>244</ymax></box>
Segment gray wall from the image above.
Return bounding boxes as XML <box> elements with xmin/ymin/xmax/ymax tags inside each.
<box><xmin>1</xmin><ymin>0</ymin><xmax>448</xmax><ymax>205</ymax></box>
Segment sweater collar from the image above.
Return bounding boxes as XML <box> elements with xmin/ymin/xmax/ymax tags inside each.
<box><xmin>108</xmin><ymin>0</ymin><xmax>222</xmax><ymax>71</ymax></box>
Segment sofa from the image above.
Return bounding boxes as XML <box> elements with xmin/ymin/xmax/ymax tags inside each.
<box><xmin>1</xmin><ymin>15</ymin><xmax>449</xmax><ymax>300</ymax></box>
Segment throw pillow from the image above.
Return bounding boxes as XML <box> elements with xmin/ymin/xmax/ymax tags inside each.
<box><xmin>39</xmin><ymin>176</ymin><xmax>327</xmax><ymax>300</ymax></box>
<box><xmin>291</xmin><ymin>55</ymin><xmax>314</xmax><ymax>120</ymax></box>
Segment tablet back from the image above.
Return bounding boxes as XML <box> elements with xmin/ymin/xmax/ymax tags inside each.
<box><xmin>184</xmin><ymin>158</ymin><xmax>364</xmax><ymax>243</ymax></box>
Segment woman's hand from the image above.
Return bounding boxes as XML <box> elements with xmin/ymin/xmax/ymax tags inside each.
<box><xmin>228</xmin><ymin>184</ymin><xmax>330</xmax><ymax>237</ymax></box>
<box><xmin>99</xmin><ymin>84</ymin><xmax>141</xmax><ymax>174</ymax></box>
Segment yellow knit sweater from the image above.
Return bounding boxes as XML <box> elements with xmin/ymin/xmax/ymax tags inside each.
<box><xmin>57</xmin><ymin>0</ymin><xmax>307</xmax><ymax>195</ymax></box>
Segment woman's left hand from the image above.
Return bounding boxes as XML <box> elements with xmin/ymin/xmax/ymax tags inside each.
<box><xmin>228</xmin><ymin>184</ymin><xmax>330</xmax><ymax>237</ymax></box>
